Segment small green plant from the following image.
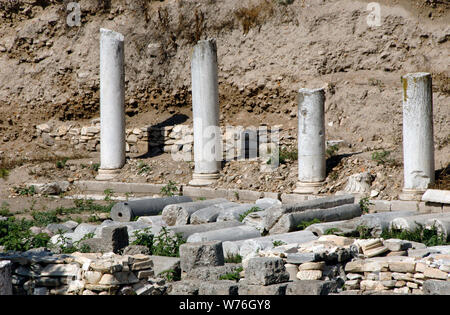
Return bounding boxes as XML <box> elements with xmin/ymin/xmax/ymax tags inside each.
<box><xmin>296</xmin><ymin>218</ymin><xmax>321</xmax><ymax>231</ymax></box>
<box><xmin>31</xmin><ymin>210</ymin><xmax>60</xmax><ymax>227</ymax></box>
<box><xmin>239</xmin><ymin>206</ymin><xmax>262</xmax><ymax>222</ymax></box>
<box><xmin>56</xmin><ymin>157</ymin><xmax>69</xmax><ymax>169</ymax></box>
<box><xmin>197</xmin><ymin>197</ymin><xmax>206</xmax><ymax>201</ymax></box>
<box><xmin>272</xmin><ymin>240</ymin><xmax>286</xmax><ymax>247</ymax></box>
<box><xmin>103</xmin><ymin>188</ymin><xmax>114</xmax><ymax>201</ymax></box>
<box><xmin>91</xmin><ymin>163</ymin><xmax>100</xmax><ymax>172</ymax></box>
<box><xmin>0</xmin><ymin>218</ymin><xmax>50</xmax><ymax>251</ymax></box>
<box><xmin>359</xmin><ymin>197</ymin><xmax>373</xmax><ymax>214</ymax></box>
<box><xmin>137</xmin><ymin>161</ymin><xmax>151</xmax><ymax>175</ymax></box>
<box><xmin>266</xmin><ymin>147</ymin><xmax>297</xmax><ymax>165</ymax></box>
<box><xmin>158</xmin><ymin>269</ymin><xmax>180</xmax><ymax>282</ymax></box>
<box><xmin>0</xmin><ymin>202</ymin><xmax>12</xmax><ymax>217</ymax></box>
<box><xmin>52</xmin><ymin>231</ymin><xmax>94</xmax><ymax>254</ymax></box>
<box><xmin>87</xmin><ymin>214</ymin><xmax>101</xmax><ymax>223</ymax></box>
<box><xmin>132</xmin><ymin>227</ymin><xmax>185</xmax><ymax>257</ymax></box>
<box><xmin>132</xmin><ymin>228</ymin><xmax>154</xmax><ymax>249</ymax></box>
<box><xmin>160</xmin><ymin>181</ymin><xmax>178</xmax><ymax>197</ymax></box>
<box><xmin>371</xmin><ymin>150</ymin><xmax>394</xmax><ymax>166</ymax></box>
<box><xmin>219</xmin><ymin>267</ymin><xmax>244</xmax><ymax>282</ymax></box>
<box><xmin>326</xmin><ymin>144</ymin><xmax>339</xmax><ymax>158</ymax></box>
<box><xmin>381</xmin><ymin>223</ymin><xmax>448</xmax><ymax>247</ymax></box>
<box><xmin>14</xmin><ymin>185</ymin><xmax>36</xmax><ymax>196</ymax></box>
<box><xmin>325</xmin><ymin>228</ymin><xmax>342</xmax><ymax>235</ymax></box>
<box><xmin>0</xmin><ymin>168</ymin><xmax>9</xmax><ymax>180</ymax></box>
<box><xmin>356</xmin><ymin>225</ymin><xmax>373</xmax><ymax>239</ymax></box>
<box><xmin>152</xmin><ymin>227</ymin><xmax>185</xmax><ymax>257</ymax></box>
<box><xmin>225</xmin><ymin>253</ymin><xmax>243</xmax><ymax>264</ymax></box>
<box><xmin>279</xmin><ymin>147</ymin><xmax>297</xmax><ymax>164</ymax></box>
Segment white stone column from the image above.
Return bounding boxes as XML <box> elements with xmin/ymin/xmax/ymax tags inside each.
<box><xmin>399</xmin><ymin>72</ymin><xmax>435</xmax><ymax>200</ymax></box>
<box><xmin>294</xmin><ymin>88</ymin><xmax>326</xmax><ymax>194</ymax></box>
<box><xmin>189</xmin><ymin>39</ymin><xmax>221</xmax><ymax>186</ymax></box>
<box><xmin>96</xmin><ymin>28</ymin><xmax>126</xmax><ymax>181</ymax></box>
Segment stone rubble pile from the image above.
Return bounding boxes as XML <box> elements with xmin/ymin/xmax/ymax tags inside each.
<box><xmin>0</xmin><ymin>249</ymin><xmax>177</xmax><ymax>295</ymax></box>
<box><xmin>245</xmin><ymin>234</ymin><xmax>450</xmax><ymax>295</ymax></box>
<box><xmin>2</xmin><ymin>193</ymin><xmax>450</xmax><ymax>295</ymax></box>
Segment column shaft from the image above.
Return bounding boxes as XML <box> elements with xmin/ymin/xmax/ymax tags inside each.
<box><xmin>400</xmin><ymin>72</ymin><xmax>435</xmax><ymax>200</ymax></box>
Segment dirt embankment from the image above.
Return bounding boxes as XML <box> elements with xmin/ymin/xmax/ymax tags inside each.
<box><xmin>0</xmin><ymin>0</ymin><xmax>448</xmax><ymax>200</ymax></box>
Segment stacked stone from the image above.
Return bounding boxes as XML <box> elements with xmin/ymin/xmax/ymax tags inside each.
<box><xmin>344</xmin><ymin>254</ymin><xmax>450</xmax><ymax>294</ymax></box>
<box><xmin>239</xmin><ymin>257</ymin><xmax>290</xmax><ymax>295</ymax></box>
<box><xmin>255</xmin><ymin>235</ymin><xmax>354</xmax><ymax>283</ymax></box>
<box><xmin>36</xmin><ymin>121</ymin><xmax>283</xmax><ymax>161</ymax></box>
<box><xmin>0</xmin><ymin>251</ymin><xmax>169</xmax><ymax>295</ymax></box>
<box><xmin>169</xmin><ymin>241</ymin><xmax>242</xmax><ymax>295</ymax></box>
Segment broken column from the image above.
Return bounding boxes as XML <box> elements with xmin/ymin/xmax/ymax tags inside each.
<box><xmin>189</xmin><ymin>39</ymin><xmax>221</xmax><ymax>186</ymax></box>
<box><xmin>110</xmin><ymin>196</ymin><xmax>193</xmax><ymax>222</ymax></box>
<box><xmin>294</xmin><ymin>88</ymin><xmax>326</xmax><ymax>194</ymax></box>
<box><xmin>96</xmin><ymin>28</ymin><xmax>126</xmax><ymax>181</ymax></box>
<box><xmin>400</xmin><ymin>72</ymin><xmax>435</xmax><ymax>200</ymax></box>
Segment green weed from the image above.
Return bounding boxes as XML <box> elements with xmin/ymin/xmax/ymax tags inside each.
<box><xmin>225</xmin><ymin>253</ymin><xmax>243</xmax><ymax>264</ymax></box>
<box><xmin>219</xmin><ymin>267</ymin><xmax>243</xmax><ymax>282</ymax></box>
<box><xmin>296</xmin><ymin>218</ymin><xmax>321</xmax><ymax>231</ymax></box>
<box><xmin>160</xmin><ymin>181</ymin><xmax>178</xmax><ymax>197</ymax></box>
<box><xmin>239</xmin><ymin>206</ymin><xmax>262</xmax><ymax>222</ymax></box>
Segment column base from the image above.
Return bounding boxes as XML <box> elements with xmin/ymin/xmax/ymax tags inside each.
<box><xmin>189</xmin><ymin>172</ymin><xmax>220</xmax><ymax>186</ymax></box>
<box><xmin>398</xmin><ymin>188</ymin><xmax>426</xmax><ymax>201</ymax></box>
<box><xmin>293</xmin><ymin>181</ymin><xmax>325</xmax><ymax>195</ymax></box>
<box><xmin>95</xmin><ymin>169</ymin><xmax>121</xmax><ymax>181</ymax></box>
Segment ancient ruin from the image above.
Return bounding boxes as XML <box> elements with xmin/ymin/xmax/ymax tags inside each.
<box><xmin>0</xmin><ymin>0</ymin><xmax>449</xmax><ymax>298</ymax></box>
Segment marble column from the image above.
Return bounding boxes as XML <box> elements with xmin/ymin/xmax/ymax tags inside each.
<box><xmin>189</xmin><ymin>39</ymin><xmax>221</xmax><ymax>186</ymax></box>
<box><xmin>399</xmin><ymin>72</ymin><xmax>435</xmax><ymax>200</ymax></box>
<box><xmin>294</xmin><ymin>88</ymin><xmax>326</xmax><ymax>194</ymax></box>
<box><xmin>96</xmin><ymin>28</ymin><xmax>126</xmax><ymax>181</ymax></box>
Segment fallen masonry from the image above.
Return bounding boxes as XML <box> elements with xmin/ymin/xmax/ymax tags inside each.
<box><xmin>1</xmin><ymin>193</ymin><xmax>450</xmax><ymax>295</ymax></box>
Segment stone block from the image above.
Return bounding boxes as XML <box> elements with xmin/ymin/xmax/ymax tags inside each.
<box><xmin>390</xmin><ymin>200</ymin><xmax>418</xmax><ymax>211</ymax></box>
<box><xmin>101</xmin><ymin>226</ymin><xmax>129</xmax><ymax>253</ymax></box>
<box><xmin>149</xmin><ymin>256</ymin><xmax>180</xmax><ymax>278</ymax></box>
<box><xmin>296</xmin><ymin>270</ymin><xmax>322</xmax><ymax>280</ymax></box>
<box><xmin>298</xmin><ymin>261</ymin><xmax>326</xmax><ymax>271</ymax></box>
<box><xmin>182</xmin><ymin>186</ymin><xmax>229</xmax><ymax>199</ymax></box>
<box><xmin>168</xmin><ymin>280</ymin><xmax>201</xmax><ymax>295</ymax></box>
<box><xmin>360</xmin><ymin>280</ymin><xmax>386</xmax><ymax>291</ymax></box>
<box><xmin>198</xmin><ymin>280</ymin><xmax>239</xmax><ymax>295</ymax></box>
<box><xmin>421</xmin><ymin>189</ymin><xmax>450</xmax><ymax>204</ymax></box>
<box><xmin>285</xmin><ymin>280</ymin><xmax>341</xmax><ymax>295</ymax></box>
<box><xmin>369</xmin><ymin>200</ymin><xmax>391</xmax><ymax>212</ymax></box>
<box><xmin>388</xmin><ymin>262</ymin><xmax>416</xmax><ymax>273</ymax></box>
<box><xmin>182</xmin><ymin>264</ymin><xmax>241</xmax><ymax>281</ymax></box>
<box><xmin>418</xmin><ymin>202</ymin><xmax>442</xmax><ymax>213</ymax></box>
<box><xmin>238</xmin><ymin>280</ymin><xmax>287</xmax><ymax>295</ymax></box>
<box><xmin>179</xmin><ymin>241</ymin><xmax>224</xmax><ymax>272</ymax></box>
<box><xmin>235</xmin><ymin>190</ymin><xmax>264</xmax><ymax>202</ymax></box>
<box><xmin>423</xmin><ymin>279</ymin><xmax>450</xmax><ymax>295</ymax></box>
<box><xmin>344</xmin><ymin>260</ymin><xmax>388</xmax><ymax>273</ymax></box>
<box><xmin>423</xmin><ymin>267</ymin><xmax>448</xmax><ymax>280</ymax></box>
<box><xmin>245</xmin><ymin>257</ymin><xmax>290</xmax><ymax>286</ymax></box>
<box><xmin>286</xmin><ymin>252</ymin><xmax>317</xmax><ymax>264</ymax></box>
<box><xmin>40</xmin><ymin>263</ymin><xmax>80</xmax><ymax>277</ymax></box>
